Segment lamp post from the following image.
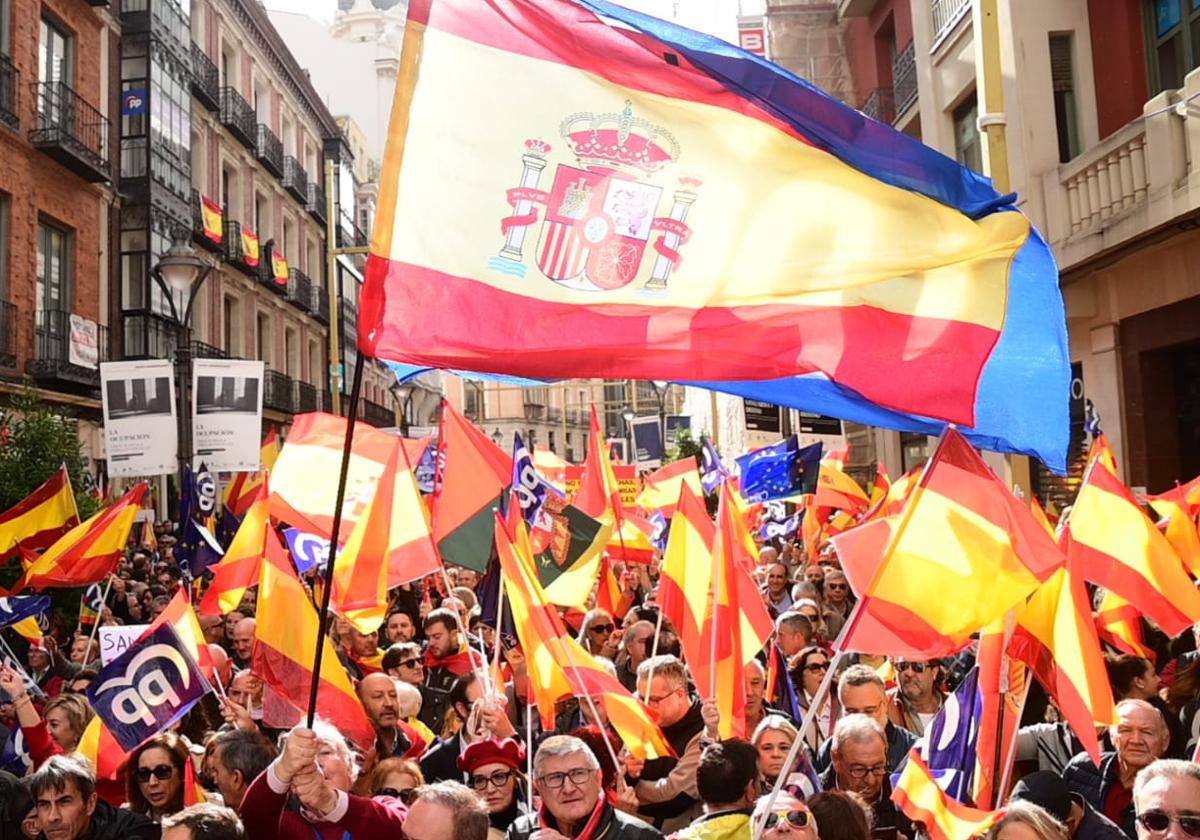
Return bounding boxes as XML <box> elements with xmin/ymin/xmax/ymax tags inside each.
<box><xmin>151</xmin><ymin>234</ymin><xmax>215</xmax><ymax>486</ymax></box>
<box><xmin>390</xmin><ymin>381</ymin><xmax>413</xmax><ymax>436</ymax></box>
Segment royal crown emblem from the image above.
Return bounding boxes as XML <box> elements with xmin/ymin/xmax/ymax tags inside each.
<box><xmin>489</xmin><ymin>101</ymin><xmax>700</xmax><ymax>292</ymax></box>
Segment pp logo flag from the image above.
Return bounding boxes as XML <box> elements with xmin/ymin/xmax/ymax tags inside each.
<box><xmin>87</xmin><ymin>623</ymin><xmax>210</xmax><ymax>751</ymax></box>
<box><xmin>283</xmin><ymin>528</ymin><xmax>338</xmax><ymax>575</ymax></box>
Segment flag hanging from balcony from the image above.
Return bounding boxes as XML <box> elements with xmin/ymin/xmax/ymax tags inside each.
<box><xmin>359</xmin><ymin>0</ymin><xmax>1070</xmax><ymax>468</ymax></box>
<box><xmin>200</xmin><ymin>195</ymin><xmax>223</xmax><ymax>245</ymax></box>
<box><xmin>242</xmin><ymin>228</ymin><xmax>260</xmax><ymax>268</ymax></box>
<box><xmin>272</xmin><ymin>252</ymin><xmax>289</xmax><ymax>286</ymax></box>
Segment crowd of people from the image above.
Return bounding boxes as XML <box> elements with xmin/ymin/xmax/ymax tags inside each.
<box><xmin>0</xmin><ymin>525</ymin><xmax>1197</xmax><ymax>840</ymax></box>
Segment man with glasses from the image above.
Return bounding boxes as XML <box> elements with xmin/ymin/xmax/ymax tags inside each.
<box><xmin>617</xmin><ymin>619</ymin><xmax>657</xmax><ymax>692</ymax></box>
<box><xmin>887</xmin><ymin>658</ymin><xmax>944</xmax><ymax>737</ymax></box>
<box><xmin>815</xmin><ymin>665</ymin><xmax>917</xmax><ymax>775</ymax></box>
<box><xmin>821</xmin><ymin>571</ymin><xmax>853</xmax><ymax>632</ymax></box>
<box><xmin>508</xmin><ymin>735</ymin><xmax>663</xmax><ymax>839</ymax></box>
<box><xmin>1133</xmin><ymin>759</ymin><xmax>1200</xmax><ymax>840</ymax></box>
<box><xmin>820</xmin><ymin>715</ymin><xmax>912</xmax><ymax>840</ymax></box>
<box><xmin>1063</xmin><ymin>700</ymin><xmax>1171</xmax><ymax>838</ymax></box>
<box><xmin>627</xmin><ymin>656</ymin><xmax>706</xmax><ymax>833</ymax></box>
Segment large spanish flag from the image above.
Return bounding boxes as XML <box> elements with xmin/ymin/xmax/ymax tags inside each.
<box><xmin>0</xmin><ymin>466</ymin><xmax>79</xmax><ymax>561</ymax></box>
<box><xmin>360</xmin><ymin>0</ymin><xmax>1063</xmax><ymax>434</ymax></box>
<box><xmin>8</xmin><ymin>483</ymin><xmax>146</xmax><ymax>594</ymax></box>
<box><xmin>254</xmin><ymin>528</ymin><xmax>375</xmax><ymax>748</ymax></box>
<box><xmin>1065</xmin><ymin>456</ymin><xmax>1200</xmax><ymax>636</ymax></box>
<box><xmin>832</xmin><ymin>429</ymin><xmax>1061</xmax><ymax>657</ymax></box>
<box><xmin>199</xmin><ymin>485</ymin><xmax>270</xmax><ymax>616</ymax></box>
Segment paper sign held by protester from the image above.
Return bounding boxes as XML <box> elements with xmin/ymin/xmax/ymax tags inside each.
<box><xmin>99</xmin><ymin>624</ymin><xmax>151</xmax><ymax>665</ymax></box>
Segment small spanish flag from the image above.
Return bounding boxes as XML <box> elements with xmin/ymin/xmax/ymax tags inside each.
<box><xmin>242</xmin><ymin>227</ymin><xmax>260</xmax><ymax>268</ymax></box>
<box><xmin>272</xmin><ymin>251</ymin><xmax>289</xmax><ymax>285</ymax></box>
<box><xmin>200</xmin><ymin>195</ymin><xmax>223</xmax><ymax>245</ymax></box>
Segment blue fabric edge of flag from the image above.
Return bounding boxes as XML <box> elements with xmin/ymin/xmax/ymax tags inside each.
<box><xmin>572</xmin><ymin>0</ymin><xmax>1011</xmax><ymax>219</ymax></box>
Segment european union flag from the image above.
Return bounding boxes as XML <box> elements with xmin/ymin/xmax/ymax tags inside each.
<box><xmin>736</xmin><ymin>437</ymin><xmax>822</xmax><ymax>503</ymax></box>
<box><xmin>699</xmin><ymin>435</ymin><xmax>730</xmax><ymax>494</ymax></box>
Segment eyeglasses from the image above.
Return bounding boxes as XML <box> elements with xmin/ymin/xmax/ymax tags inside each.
<box><xmin>136</xmin><ymin>764</ymin><xmax>175</xmax><ymax>783</ymax></box>
<box><xmin>804</xmin><ymin>661</ymin><xmax>829</xmax><ymax>672</ymax></box>
<box><xmin>764</xmin><ymin>809</ymin><xmax>813</xmax><ymax>830</ymax></box>
<box><xmin>826</xmin><ymin>582</ymin><xmax>848</xmax><ymax>590</ymax></box>
<box><xmin>589</xmin><ymin>623</ymin><xmax>614</xmax><ymax>634</ymax></box>
<box><xmin>469</xmin><ymin>770</ymin><xmax>515</xmax><ymax>791</ymax></box>
<box><xmin>646</xmin><ymin>688</ymin><xmax>683</xmax><ymax>706</ymax></box>
<box><xmin>896</xmin><ymin>662</ymin><xmax>930</xmax><ymax>673</ymax></box>
<box><xmin>845</xmin><ymin>764</ymin><xmax>889</xmax><ymax>780</ymax></box>
<box><xmin>1138</xmin><ymin>811</ymin><xmax>1200</xmax><ymax>838</ymax></box>
<box><xmin>376</xmin><ymin>787</ymin><xmax>418</xmax><ymax>805</ymax></box>
<box><xmin>538</xmin><ymin>768</ymin><xmax>594</xmax><ymax>789</ymax></box>
<box><xmin>398</xmin><ymin>658</ymin><xmax>422</xmax><ymax>669</ymax></box>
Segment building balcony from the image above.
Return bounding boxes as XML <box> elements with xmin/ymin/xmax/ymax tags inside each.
<box><xmin>312</xmin><ymin>286</ymin><xmax>330</xmax><ymax>324</ymax></box>
<box><xmin>0</xmin><ymin>54</ymin><xmax>18</xmax><ymax>132</ymax></box>
<box><xmin>294</xmin><ymin>380</ymin><xmax>318</xmax><ymax>414</ymax></box>
<box><xmin>282</xmin><ymin>156</ymin><xmax>307</xmax><ymax>202</ymax></box>
<box><xmin>931</xmin><ymin>0</ymin><xmax>971</xmax><ymax>48</ymax></box>
<box><xmin>29</xmin><ymin>309</ymin><xmax>107</xmax><ymax>386</ymax></box>
<box><xmin>287</xmin><ymin>268</ymin><xmax>313</xmax><ymax>314</ymax></box>
<box><xmin>264</xmin><ymin>370</ymin><xmax>296</xmax><ymax>414</ymax></box>
<box><xmin>0</xmin><ymin>301</ymin><xmax>18</xmax><ymax>369</ymax></box>
<box><xmin>861</xmin><ymin>87</ymin><xmax>895</xmax><ymax>125</ymax></box>
<box><xmin>219</xmin><ymin>87</ymin><xmax>255</xmax><ymax>149</ymax></box>
<box><xmin>120</xmin><ymin>311</ymin><xmax>177</xmax><ymax>361</ymax></box>
<box><xmin>28</xmin><ymin>83</ymin><xmax>111</xmax><ymax>183</ymax></box>
<box><xmin>337</xmin><ymin>216</ymin><xmax>369</xmax><ymax>249</ymax></box>
<box><xmin>258</xmin><ymin>250</ymin><xmax>288</xmax><ymax>297</ymax></box>
<box><xmin>893</xmin><ymin>42</ymin><xmax>917</xmax><ymax>117</ymax></box>
<box><xmin>361</xmin><ymin>398</ymin><xmax>394</xmax><ymax>428</ymax></box>
<box><xmin>191</xmin><ymin>190</ymin><xmax>223</xmax><ymax>255</ymax></box>
<box><xmin>191</xmin><ymin>340</ymin><xmax>230</xmax><ymax>360</ymax></box>
<box><xmin>306</xmin><ymin>182</ymin><xmax>327</xmax><ymax>225</ymax></box>
<box><xmin>255</xmin><ymin>124</ymin><xmax>283</xmax><ymax>177</ymax></box>
<box><xmin>190</xmin><ymin>43</ymin><xmax>219</xmax><ymax>113</ymax></box>
<box><xmin>222</xmin><ymin>220</ymin><xmax>259</xmax><ymax>277</ymax></box>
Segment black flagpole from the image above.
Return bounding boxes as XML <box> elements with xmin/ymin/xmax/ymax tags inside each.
<box><xmin>305</xmin><ymin>352</ymin><xmax>365</xmax><ymax>728</ymax></box>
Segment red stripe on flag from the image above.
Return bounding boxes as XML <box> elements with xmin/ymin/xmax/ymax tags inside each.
<box><xmin>253</xmin><ymin>643</ymin><xmax>375</xmax><ymax>749</ymax></box>
<box><xmin>361</xmin><ymin>259</ymin><xmax>997</xmax><ymax>424</ymax></box>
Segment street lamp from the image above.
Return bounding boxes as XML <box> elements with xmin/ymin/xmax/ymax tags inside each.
<box><xmin>492</xmin><ymin>428</ymin><xmax>504</xmax><ymax>445</ymax></box>
<box><xmin>390</xmin><ymin>381</ymin><xmax>413</xmax><ymax>436</ymax></box>
<box><xmin>151</xmin><ymin>233</ymin><xmax>215</xmax><ymax>487</ymax></box>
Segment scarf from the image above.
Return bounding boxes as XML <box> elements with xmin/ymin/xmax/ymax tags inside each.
<box><xmin>538</xmin><ymin>792</ymin><xmax>609</xmax><ymax>840</ymax></box>
<box><xmin>423</xmin><ymin>646</ymin><xmax>481</xmax><ymax>676</ymax></box>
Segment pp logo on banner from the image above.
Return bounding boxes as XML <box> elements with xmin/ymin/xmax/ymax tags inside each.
<box><xmin>283</xmin><ymin>528</ymin><xmax>339</xmax><ymax>575</ymax></box>
<box><xmin>87</xmin><ymin>624</ymin><xmax>210</xmax><ymax>751</ymax></box>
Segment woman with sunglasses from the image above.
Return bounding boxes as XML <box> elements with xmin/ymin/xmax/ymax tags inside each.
<box><xmin>752</xmin><ymin>792</ymin><xmax>819</xmax><ymax>840</ymax></box>
<box><xmin>126</xmin><ymin>732</ymin><xmax>190</xmax><ymax>822</ymax></box>
<box><xmin>579</xmin><ymin>609</ymin><xmax>621</xmax><ymax>659</ymax></box>
<box><xmin>456</xmin><ymin>738</ymin><xmax>528</xmax><ymax>839</ymax></box>
<box><xmin>367</xmin><ymin>757</ymin><xmax>423</xmax><ymax>805</ymax></box>
<box><xmin>792</xmin><ymin>647</ymin><xmax>839</xmax><ymax>752</ymax></box>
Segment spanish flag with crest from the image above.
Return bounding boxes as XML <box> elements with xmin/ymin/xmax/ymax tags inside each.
<box><xmin>242</xmin><ymin>227</ymin><xmax>260</xmax><ymax>268</ymax></box>
<box><xmin>359</xmin><ymin>0</ymin><xmax>1068</xmax><ymax>437</ymax></box>
<box><xmin>200</xmin><ymin>195</ymin><xmax>223</xmax><ymax>245</ymax></box>
<box><xmin>271</xmin><ymin>251</ymin><xmax>289</xmax><ymax>286</ymax></box>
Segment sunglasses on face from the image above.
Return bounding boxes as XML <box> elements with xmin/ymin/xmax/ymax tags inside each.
<box><xmin>398</xmin><ymin>659</ymin><xmax>422</xmax><ymax>669</ymax></box>
<box><xmin>826</xmin><ymin>582</ymin><xmax>848</xmax><ymax>590</ymax></box>
<box><xmin>896</xmin><ymin>661</ymin><xmax>930</xmax><ymax>673</ymax></box>
<box><xmin>469</xmin><ymin>770</ymin><xmax>515</xmax><ymax>791</ymax></box>
<box><xmin>376</xmin><ymin>787</ymin><xmax>418</xmax><ymax>804</ymax></box>
<box><xmin>589</xmin><ymin>623</ymin><xmax>614</xmax><ymax>634</ymax></box>
<box><xmin>136</xmin><ymin>764</ymin><xmax>175</xmax><ymax>783</ymax></box>
<box><xmin>804</xmin><ymin>661</ymin><xmax>829</xmax><ymax>672</ymax></box>
<box><xmin>1138</xmin><ymin>811</ymin><xmax>1200</xmax><ymax>838</ymax></box>
<box><xmin>764</xmin><ymin>809</ymin><xmax>813</xmax><ymax>830</ymax></box>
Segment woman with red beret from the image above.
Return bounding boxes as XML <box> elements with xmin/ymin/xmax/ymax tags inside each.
<box><xmin>457</xmin><ymin>737</ymin><xmax>529</xmax><ymax>838</ymax></box>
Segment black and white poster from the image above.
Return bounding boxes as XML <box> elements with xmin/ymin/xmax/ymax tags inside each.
<box><xmin>630</xmin><ymin>415</ymin><xmax>665</xmax><ymax>469</ymax></box>
<box><xmin>101</xmin><ymin>360</ymin><xmax>177</xmax><ymax>478</ymax></box>
<box><xmin>192</xmin><ymin>359</ymin><xmax>264</xmax><ymax>472</ymax></box>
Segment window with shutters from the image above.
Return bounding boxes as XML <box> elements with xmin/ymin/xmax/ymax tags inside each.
<box><xmin>1050</xmin><ymin>35</ymin><xmax>1080</xmax><ymax>163</ymax></box>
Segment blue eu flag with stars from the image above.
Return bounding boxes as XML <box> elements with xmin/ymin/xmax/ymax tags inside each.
<box><xmin>736</xmin><ymin>437</ymin><xmax>822</xmax><ymax>503</ymax></box>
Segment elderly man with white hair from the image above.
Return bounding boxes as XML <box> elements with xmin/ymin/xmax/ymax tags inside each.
<box><xmin>240</xmin><ymin>721</ymin><xmax>407</xmax><ymax>839</ymax></box>
<box><xmin>1133</xmin><ymin>760</ymin><xmax>1200</xmax><ymax>840</ymax></box>
<box><xmin>1063</xmin><ymin>699</ymin><xmax>1171</xmax><ymax>838</ymax></box>
<box><xmin>507</xmin><ymin>735</ymin><xmax>662</xmax><ymax>839</ymax></box>
<box><xmin>818</xmin><ymin>714</ymin><xmax>913</xmax><ymax>839</ymax></box>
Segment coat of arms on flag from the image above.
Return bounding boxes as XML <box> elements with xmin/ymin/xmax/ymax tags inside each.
<box><xmin>490</xmin><ymin>101</ymin><xmax>699</xmax><ymax>292</ymax></box>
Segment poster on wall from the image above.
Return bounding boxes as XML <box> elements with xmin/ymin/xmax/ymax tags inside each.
<box><xmin>630</xmin><ymin>415</ymin><xmax>664</xmax><ymax>469</ymax></box>
<box><xmin>192</xmin><ymin>359</ymin><xmax>265</xmax><ymax>472</ymax></box>
<box><xmin>101</xmin><ymin>360</ymin><xmax>177</xmax><ymax>478</ymax></box>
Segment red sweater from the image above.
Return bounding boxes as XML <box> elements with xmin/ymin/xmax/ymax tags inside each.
<box><xmin>240</xmin><ymin>763</ymin><xmax>407</xmax><ymax>839</ymax></box>
<box><xmin>22</xmin><ymin>722</ymin><xmax>126</xmax><ymax>806</ymax></box>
